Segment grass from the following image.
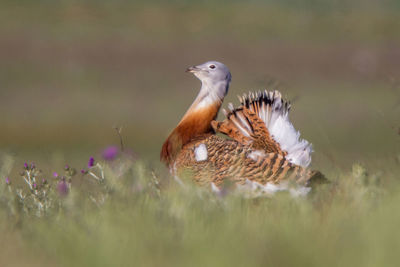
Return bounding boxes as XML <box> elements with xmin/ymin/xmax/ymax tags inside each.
<box><xmin>0</xmin><ymin>0</ymin><xmax>399</xmax><ymax>266</ymax></box>
<box><xmin>0</xmin><ymin>156</ymin><xmax>399</xmax><ymax>267</ymax></box>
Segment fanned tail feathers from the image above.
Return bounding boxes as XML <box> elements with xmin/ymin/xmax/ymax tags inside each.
<box><xmin>213</xmin><ymin>90</ymin><xmax>313</xmax><ymax>167</ymax></box>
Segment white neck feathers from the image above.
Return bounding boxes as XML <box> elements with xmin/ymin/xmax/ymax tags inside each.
<box><xmin>191</xmin><ymin>80</ymin><xmax>229</xmax><ymax>111</ymax></box>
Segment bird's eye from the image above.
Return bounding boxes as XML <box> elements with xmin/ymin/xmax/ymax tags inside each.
<box><xmin>209</xmin><ymin>65</ymin><xmax>216</xmax><ymax>69</ymax></box>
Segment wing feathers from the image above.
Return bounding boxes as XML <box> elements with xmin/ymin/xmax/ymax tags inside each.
<box><xmin>213</xmin><ymin>90</ymin><xmax>313</xmax><ymax>167</ymax></box>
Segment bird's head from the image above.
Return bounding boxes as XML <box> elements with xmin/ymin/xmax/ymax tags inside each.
<box><xmin>186</xmin><ymin>61</ymin><xmax>232</xmax><ymax>87</ymax></box>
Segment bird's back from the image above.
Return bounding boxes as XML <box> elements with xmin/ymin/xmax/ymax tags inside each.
<box><xmin>175</xmin><ymin>135</ymin><xmax>323</xmax><ymax>192</ymax></box>
<box><xmin>172</xmin><ymin>90</ymin><xmax>326</xmax><ymax>194</ymax></box>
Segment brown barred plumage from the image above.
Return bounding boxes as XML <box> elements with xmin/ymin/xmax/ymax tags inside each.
<box><xmin>211</xmin><ymin>106</ymin><xmax>286</xmax><ymax>156</ymax></box>
<box><xmin>161</xmin><ymin>61</ymin><xmax>326</xmax><ymax>195</ymax></box>
<box><xmin>174</xmin><ymin>135</ymin><xmax>323</xmax><ymax>188</ymax></box>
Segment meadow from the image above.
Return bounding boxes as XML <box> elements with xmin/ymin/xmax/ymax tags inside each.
<box><xmin>0</xmin><ymin>0</ymin><xmax>399</xmax><ymax>266</ymax></box>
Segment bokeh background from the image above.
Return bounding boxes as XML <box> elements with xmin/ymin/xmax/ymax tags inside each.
<box><xmin>1</xmin><ymin>0</ymin><xmax>399</xmax><ymax>172</ymax></box>
<box><xmin>1</xmin><ymin>1</ymin><xmax>400</xmax><ymax>266</ymax></box>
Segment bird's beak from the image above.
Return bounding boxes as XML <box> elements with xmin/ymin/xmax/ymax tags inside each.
<box><xmin>185</xmin><ymin>66</ymin><xmax>200</xmax><ymax>73</ymax></box>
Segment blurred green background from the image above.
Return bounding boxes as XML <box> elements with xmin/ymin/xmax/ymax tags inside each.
<box><xmin>0</xmin><ymin>0</ymin><xmax>399</xmax><ymax>171</ymax></box>
<box><xmin>0</xmin><ymin>1</ymin><xmax>400</xmax><ymax>267</ymax></box>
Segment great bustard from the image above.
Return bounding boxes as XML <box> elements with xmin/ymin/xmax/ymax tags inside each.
<box><xmin>161</xmin><ymin>61</ymin><xmax>325</xmax><ymax>195</ymax></box>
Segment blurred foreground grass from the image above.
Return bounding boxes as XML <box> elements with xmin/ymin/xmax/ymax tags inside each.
<box><xmin>0</xmin><ymin>156</ymin><xmax>399</xmax><ymax>267</ymax></box>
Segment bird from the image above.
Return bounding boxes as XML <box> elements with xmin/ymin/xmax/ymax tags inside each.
<box><xmin>160</xmin><ymin>61</ymin><xmax>325</xmax><ymax>196</ymax></box>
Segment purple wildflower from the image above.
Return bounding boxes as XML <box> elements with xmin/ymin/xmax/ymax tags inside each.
<box><xmin>88</xmin><ymin>157</ymin><xmax>95</xmax><ymax>168</ymax></box>
<box><xmin>24</xmin><ymin>162</ymin><xmax>29</xmax><ymax>169</ymax></box>
<box><xmin>81</xmin><ymin>169</ymin><xmax>88</xmax><ymax>174</ymax></box>
<box><xmin>102</xmin><ymin>146</ymin><xmax>119</xmax><ymax>161</ymax></box>
<box><xmin>5</xmin><ymin>177</ymin><xmax>10</xmax><ymax>185</ymax></box>
<box><xmin>31</xmin><ymin>162</ymin><xmax>36</xmax><ymax>169</ymax></box>
<box><xmin>57</xmin><ymin>181</ymin><xmax>69</xmax><ymax>196</ymax></box>
<box><xmin>53</xmin><ymin>172</ymin><xmax>58</xmax><ymax>178</ymax></box>
<box><xmin>64</xmin><ymin>164</ymin><xmax>70</xmax><ymax>170</ymax></box>
<box><xmin>33</xmin><ymin>183</ymin><xmax>37</xmax><ymax>189</ymax></box>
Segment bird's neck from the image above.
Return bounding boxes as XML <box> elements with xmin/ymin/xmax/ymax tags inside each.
<box><xmin>161</xmin><ymin>81</ymin><xmax>229</xmax><ymax>166</ymax></box>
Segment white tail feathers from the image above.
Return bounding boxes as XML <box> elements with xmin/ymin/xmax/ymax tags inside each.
<box><xmin>229</xmin><ymin>90</ymin><xmax>313</xmax><ymax>167</ymax></box>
